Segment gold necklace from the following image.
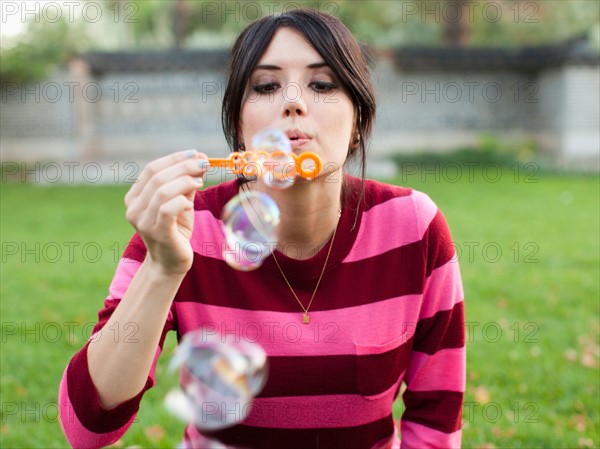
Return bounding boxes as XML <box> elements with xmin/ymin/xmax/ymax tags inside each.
<box><xmin>272</xmin><ymin>209</ymin><xmax>341</xmax><ymax>324</ymax></box>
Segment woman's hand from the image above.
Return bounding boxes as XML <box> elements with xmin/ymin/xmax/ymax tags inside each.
<box><xmin>124</xmin><ymin>150</ymin><xmax>209</xmax><ymax>276</ymax></box>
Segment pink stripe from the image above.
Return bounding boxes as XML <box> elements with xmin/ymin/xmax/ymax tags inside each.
<box><xmin>58</xmin><ymin>369</ymin><xmax>134</xmax><ymax>449</ymax></box>
<box><xmin>184</xmin><ymin>425</ymin><xmax>218</xmax><ymax>448</ymax></box>
<box><xmin>404</xmin><ymin>348</ymin><xmax>466</xmax><ymax>392</ymax></box>
<box><xmin>107</xmin><ymin>257</ymin><xmax>141</xmax><ymax>300</ymax></box>
<box><xmin>245</xmin><ymin>376</ymin><xmax>403</xmax><ymax>428</ymax></box>
<box><xmin>344</xmin><ymin>191</ymin><xmax>438</xmax><ymax>263</ymax></box>
<box><xmin>190</xmin><ymin>210</ymin><xmax>227</xmax><ymax>259</ymax></box>
<box><xmin>400</xmin><ymin>420</ymin><xmax>462</xmax><ymax>448</ymax></box>
<box><xmin>419</xmin><ymin>261</ymin><xmax>463</xmax><ymax>320</ymax></box>
<box><xmin>174</xmin><ymin>295</ymin><xmax>423</xmax><ymax>356</ymax></box>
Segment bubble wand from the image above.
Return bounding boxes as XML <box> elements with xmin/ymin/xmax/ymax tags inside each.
<box><xmin>207</xmin><ymin>128</ymin><xmax>323</xmax><ymax>183</ymax></box>
<box><xmin>207</xmin><ymin>150</ymin><xmax>322</xmax><ymax>180</ymax></box>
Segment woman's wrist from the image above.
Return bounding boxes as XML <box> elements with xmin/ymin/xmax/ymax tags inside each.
<box><xmin>139</xmin><ymin>257</ymin><xmax>189</xmax><ymax>284</ymax></box>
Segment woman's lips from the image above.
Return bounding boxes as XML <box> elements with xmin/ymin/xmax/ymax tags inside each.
<box><xmin>289</xmin><ymin>138</ymin><xmax>311</xmax><ymax>149</ymax></box>
<box><xmin>286</xmin><ymin>130</ymin><xmax>312</xmax><ymax>150</ymax></box>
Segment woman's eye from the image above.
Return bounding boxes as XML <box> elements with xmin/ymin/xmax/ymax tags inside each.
<box><xmin>253</xmin><ymin>82</ymin><xmax>279</xmax><ymax>94</ymax></box>
<box><xmin>310</xmin><ymin>81</ymin><xmax>337</xmax><ymax>93</ymax></box>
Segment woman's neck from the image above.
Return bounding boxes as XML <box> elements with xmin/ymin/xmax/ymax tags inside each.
<box><xmin>244</xmin><ymin>172</ymin><xmax>343</xmax><ymax>260</ymax></box>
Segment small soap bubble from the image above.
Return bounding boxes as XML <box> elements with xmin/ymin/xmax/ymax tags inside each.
<box><xmin>165</xmin><ymin>328</ymin><xmax>268</xmax><ymax>433</ymax></box>
<box><xmin>252</xmin><ymin>129</ymin><xmax>297</xmax><ymax>190</ymax></box>
<box><xmin>262</xmin><ymin>151</ymin><xmax>297</xmax><ymax>190</ymax></box>
<box><xmin>221</xmin><ymin>190</ymin><xmax>280</xmax><ymax>271</ymax></box>
<box><xmin>251</xmin><ymin>128</ymin><xmax>292</xmax><ymax>154</ymax></box>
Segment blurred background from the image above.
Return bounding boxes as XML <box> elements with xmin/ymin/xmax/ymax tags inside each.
<box><xmin>1</xmin><ymin>1</ymin><xmax>599</xmax><ymax>448</ymax></box>
<box><xmin>2</xmin><ymin>0</ymin><xmax>599</xmax><ymax>171</ymax></box>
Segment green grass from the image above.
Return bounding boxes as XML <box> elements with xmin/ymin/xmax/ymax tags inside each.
<box><xmin>1</xmin><ymin>168</ymin><xmax>599</xmax><ymax>448</ymax></box>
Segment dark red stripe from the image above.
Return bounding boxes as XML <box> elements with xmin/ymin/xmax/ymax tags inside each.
<box><xmin>259</xmin><ymin>336</ymin><xmax>413</xmax><ymax>398</ymax></box>
<box><xmin>205</xmin><ymin>413</ymin><xmax>395</xmax><ymax>449</ymax></box>
<box><xmin>66</xmin><ymin>341</ymin><xmax>152</xmax><ymax>433</ymax></box>
<box><xmin>193</xmin><ymin>179</ymin><xmax>238</xmax><ymax>217</ymax></box>
<box><xmin>359</xmin><ymin>178</ymin><xmax>413</xmax><ymax>212</ymax></box>
<box><xmin>356</xmin><ymin>336</ymin><xmax>413</xmax><ymax>397</ymax></box>
<box><xmin>177</xmin><ymin>241</ymin><xmax>427</xmax><ymax>312</ymax></box>
<box><xmin>195</xmin><ymin>176</ymin><xmax>413</xmax><ymax>216</ymax></box>
<box><xmin>122</xmin><ymin>233</ymin><xmax>146</xmax><ymax>262</ymax></box>
<box><xmin>402</xmin><ymin>389</ymin><xmax>463</xmax><ymax>434</ymax></box>
<box><xmin>412</xmin><ymin>302</ymin><xmax>465</xmax><ymax>355</ymax></box>
<box><xmin>425</xmin><ymin>210</ymin><xmax>457</xmax><ymax>276</ymax></box>
<box><xmin>261</xmin><ymin>355</ymin><xmax>356</xmax><ymax>397</ymax></box>
<box><xmin>66</xmin><ymin>304</ymin><xmax>174</xmax><ymax>433</ymax></box>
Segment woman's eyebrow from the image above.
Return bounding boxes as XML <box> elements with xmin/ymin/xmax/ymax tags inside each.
<box><xmin>307</xmin><ymin>62</ymin><xmax>329</xmax><ymax>70</ymax></box>
<box><xmin>253</xmin><ymin>62</ymin><xmax>329</xmax><ymax>71</ymax></box>
<box><xmin>254</xmin><ymin>64</ymin><xmax>281</xmax><ymax>71</ymax></box>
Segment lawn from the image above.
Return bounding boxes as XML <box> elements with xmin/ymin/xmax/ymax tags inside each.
<box><xmin>1</xmin><ymin>166</ymin><xmax>598</xmax><ymax>448</ymax></box>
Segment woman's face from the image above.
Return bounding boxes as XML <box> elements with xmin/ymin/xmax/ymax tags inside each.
<box><xmin>240</xmin><ymin>27</ymin><xmax>356</xmax><ymax>178</ymax></box>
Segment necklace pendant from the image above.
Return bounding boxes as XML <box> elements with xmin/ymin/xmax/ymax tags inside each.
<box><xmin>303</xmin><ymin>313</ymin><xmax>310</xmax><ymax>324</ymax></box>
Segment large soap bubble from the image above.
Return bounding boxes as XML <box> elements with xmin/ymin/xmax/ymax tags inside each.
<box><xmin>221</xmin><ymin>190</ymin><xmax>280</xmax><ymax>271</ymax></box>
<box><xmin>165</xmin><ymin>329</ymin><xmax>269</xmax><ymax>447</ymax></box>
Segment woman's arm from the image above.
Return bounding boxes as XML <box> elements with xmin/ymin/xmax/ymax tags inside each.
<box><xmin>86</xmin><ymin>260</ymin><xmax>185</xmax><ymax>408</ymax></box>
<box><xmin>87</xmin><ymin>149</ymin><xmax>208</xmax><ymax>406</ymax></box>
<box><xmin>59</xmin><ymin>150</ymin><xmax>209</xmax><ymax>447</ymax></box>
<box><xmin>59</xmin><ymin>251</ymin><xmax>175</xmax><ymax>449</ymax></box>
<box><xmin>400</xmin><ymin>203</ymin><xmax>466</xmax><ymax>449</ymax></box>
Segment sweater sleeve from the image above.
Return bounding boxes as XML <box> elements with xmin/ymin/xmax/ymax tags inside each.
<box><xmin>58</xmin><ymin>234</ymin><xmax>174</xmax><ymax>449</ymax></box>
<box><xmin>400</xmin><ymin>203</ymin><xmax>466</xmax><ymax>448</ymax></box>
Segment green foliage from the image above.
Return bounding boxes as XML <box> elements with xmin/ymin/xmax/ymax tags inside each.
<box><xmin>0</xmin><ymin>19</ymin><xmax>90</xmax><ymax>85</ymax></box>
<box><xmin>389</xmin><ymin>134</ymin><xmax>541</xmax><ymax>169</ymax></box>
<box><xmin>467</xmin><ymin>0</ymin><xmax>600</xmax><ymax>47</ymax></box>
<box><xmin>1</xmin><ymin>1</ymin><xmax>598</xmax><ymax>85</ymax></box>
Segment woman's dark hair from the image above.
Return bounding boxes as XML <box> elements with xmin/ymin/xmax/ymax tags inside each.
<box><xmin>222</xmin><ymin>8</ymin><xmax>376</xmax><ymax>209</ymax></box>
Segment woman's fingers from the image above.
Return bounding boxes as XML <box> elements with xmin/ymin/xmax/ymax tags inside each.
<box><xmin>122</xmin><ymin>150</ymin><xmax>211</xmax><ymax>274</ymax></box>
<box><xmin>125</xmin><ymin>150</ymin><xmax>204</xmax><ymax>208</ymax></box>
<box><xmin>132</xmin><ymin>157</ymin><xmax>208</xmax><ymax>212</ymax></box>
<box><xmin>133</xmin><ymin>175</ymin><xmax>202</xmax><ymax>232</ymax></box>
<box><xmin>155</xmin><ymin>194</ymin><xmax>196</xmax><ymax>235</ymax></box>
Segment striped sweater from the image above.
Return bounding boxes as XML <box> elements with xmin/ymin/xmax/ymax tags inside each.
<box><xmin>59</xmin><ymin>175</ymin><xmax>465</xmax><ymax>449</ymax></box>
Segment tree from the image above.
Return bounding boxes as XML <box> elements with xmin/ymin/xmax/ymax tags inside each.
<box><xmin>1</xmin><ymin>19</ymin><xmax>90</xmax><ymax>85</ymax></box>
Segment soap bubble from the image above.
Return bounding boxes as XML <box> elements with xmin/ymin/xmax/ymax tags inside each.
<box><xmin>221</xmin><ymin>190</ymin><xmax>280</xmax><ymax>271</ymax></box>
<box><xmin>251</xmin><ymin>128</ymin><xmax>291</xmax><ymax>154</ymax></box>
<box><xmin>252</xmin><ymin>129</ymin><xmax>297</xmax><ymax>190</ymax></box>
<box><xmin>262</xmin><ymin>151</ymin><xmax>297</xmax><ymax>190</ymax></box>
<box><xmin>165</xmin><ymin>328</ymin><xmax>268</xmax><ymax>434</ymax></box>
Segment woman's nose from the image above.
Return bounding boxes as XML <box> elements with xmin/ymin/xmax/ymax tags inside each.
<box><xmin>282</xmin><ymin>82</ymin><xmax>307</xmax><ymax>117</ymax></box>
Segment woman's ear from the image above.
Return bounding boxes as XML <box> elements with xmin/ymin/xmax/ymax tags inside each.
<box><xmin>237</xmin><ymin>130</ymin><xmax>245</xmax><ymax>151</ymax></box>
<box><xmin>350</xmin><ymin>130</ymin><xmax>360</xmax><ymax>149</ymax></box>
<box><xmin>350</xmin><ymin>104</ymin><xmax>362</xmax><ymax>150</ymax></box>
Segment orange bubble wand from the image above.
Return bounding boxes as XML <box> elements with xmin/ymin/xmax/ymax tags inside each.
<box><xmin>208</xmin><ymin>151</ymin><xmax>322</xmax><ymax>180</ymax></box>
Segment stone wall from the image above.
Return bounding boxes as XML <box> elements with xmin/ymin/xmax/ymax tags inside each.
<box><xmin>1</xmin><ymin>51</ymin><xmax>598</xmax><ymax>170</ymax></box>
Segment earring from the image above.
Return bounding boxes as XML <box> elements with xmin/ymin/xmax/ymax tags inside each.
<box><xmin>352</xmin><ymin>133</ymin><xmax>360</xmax><ymax>146</ymax></box>
<box><xmin>239</xmin><ymin>143</ymin><xmax>246</xmax><ymax>151</ymax></box>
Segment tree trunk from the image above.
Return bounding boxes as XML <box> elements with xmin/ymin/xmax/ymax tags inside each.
<box><xmin>442</xmin><ymin>0</ymin><xmax>471</xmax><ymax>46</ymax></box>
<box><xmin>174</xmin><ymin>0</ymin><xmax>189</xmax><ymax>49</ymax></box>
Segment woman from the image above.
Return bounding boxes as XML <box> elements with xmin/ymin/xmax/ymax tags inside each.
<box><xmin>59</xmin><ymin>9</ymin><xmax>465</xmax><ymax>449</ymax></box>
